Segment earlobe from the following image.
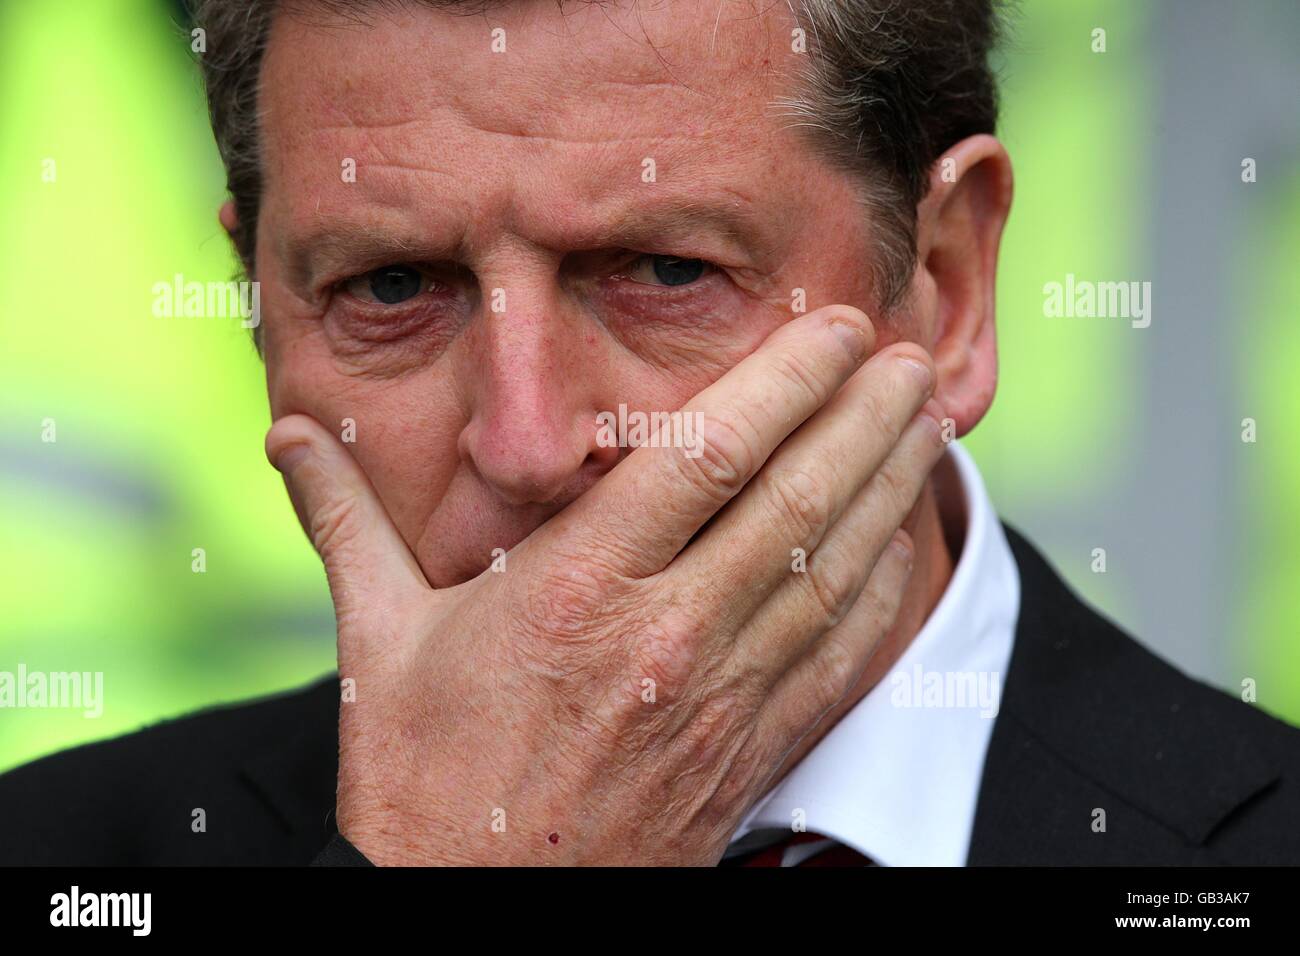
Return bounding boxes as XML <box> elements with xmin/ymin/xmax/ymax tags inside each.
<box><xmin>914</xmin><ymin>134</ymin><xmax>1013</xmax><ymax>438</ymax></box>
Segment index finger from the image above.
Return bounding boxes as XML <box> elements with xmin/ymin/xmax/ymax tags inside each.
<box><xmin>550</xmin><ymin>305</ymin><xmax>875</xmax><ymax>578</ymax></box>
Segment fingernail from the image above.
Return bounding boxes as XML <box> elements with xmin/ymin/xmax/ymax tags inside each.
<box><xmin>273</xmin><ymin>443</ymin><xmax>311</xmax><ymax>473</ymax></box>
<box><xmin>829</xmin><ymin>319</ymin><xmax>868</xmax><ymax>362</ymax></box>
<box><xmin>889</xmin><ymin>532</ymin><xmax>914</xmax><ymax>567</ymax></box>
<box><xmin>917</xmin><ymin>409</ymin><xmax>944</xmax><ymax>438</ymax></box>
<box><xmin>898</xmin><ymin>358</ymin><xmax>933</xmax><ymax>389</ymax></box>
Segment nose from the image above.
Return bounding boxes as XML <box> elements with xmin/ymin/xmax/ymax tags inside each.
<box><xmin>458</xmin><ymin>295</ymin><xmax>620</xmax><ymax>508</ymax></box>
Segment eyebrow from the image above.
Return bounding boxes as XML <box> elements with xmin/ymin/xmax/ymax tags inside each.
<box><xmin>281</xmin><ymin>191</ymin><xmax>775</xmax><ymax>289</ymax></box>
<box><xmin>601</xmin><ymin>193</ymin><xmax>770</xmax><ymax>255</ymax></box>
<box><xmin>283</xmin><ymin>222</ymin><xmax>437</xmax><ymax>290</ymax></box>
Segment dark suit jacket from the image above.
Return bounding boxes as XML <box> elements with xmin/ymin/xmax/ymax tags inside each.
<box><xmin>3</xmin><ymin>525</ymin><xmax>1299</xmax><ymax>865</ymax></box>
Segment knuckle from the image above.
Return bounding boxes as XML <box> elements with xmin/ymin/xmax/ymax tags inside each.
<box><xmin>679</xmin><ymin>410</ymin><xmax>759</xmax><ymax>501</ymax></box>
<box><xmin>582</xmin><ymin>608</ymin><xmax>704</xmax><ymax>744</ymax></box>
<box><xmin>861</xmin><ymin>386</ymin><xmax>899</xmax><ymax>438</ymax></box>
<box><xmin>631</xmin><ymin>612</ymin><xmax>701</xmax><ymax>694</ymax></box>
<box><xmin>520</xmin><ymin>565</ymin><xmax>612</xmax><ymax>639</ymax></box>
<box><xmin>804</xmin><ymin>548</ymin><xmax>859</xmax><ymax>627</ymax></box>
<box><xmin>766</xmin><ymin>468</ymin><xmax>832</xmax><ymax>545</ymax></box>
<box><xmin>771</xmin><ymin>347</ymin><xmax>833</xmax><ymax>408</ymax></box>
<box><xmin>804</xmin><ymin>637</ymin><xmax>857</xmax><ymax>712</ymax></box>
<box><xmin>309</xmin><ymin>495</ymin><xmax>361</xmax><ymax>562</ymax></box>
<box><xmin>674</xmin><ymin>681</ymin><xmax>757</xmax><ymax>775</ymax></box>
<box><xmin>699</xmin><ymin>732</ymin><xmax>763</xmax><ymax>817</ymax></box>
<box><xmin>872</xmin><ymin>456</ymin><xmax>914</xmax><ymax>513</ymax></box>
<box><xmin>861</xmin><ymin>567</ymin><xmax>899</xmax><ymax>618</ymax></box>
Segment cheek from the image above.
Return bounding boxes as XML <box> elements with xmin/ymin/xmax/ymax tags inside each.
<box><xmin>614</xmin><ymin>297</ymin><xmax>792</xmax><ymax>408</ymax></box>
<box><xmin>347</xmin><ymin>393</ymin><xmax>463</xmax><ymax>537</ymax></box>
<box><xmin>267</xmin><ymin>348</ymin><xmax>465</xmax><ymax>539</ymax></box>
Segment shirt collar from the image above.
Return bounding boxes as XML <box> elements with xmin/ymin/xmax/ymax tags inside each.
<box><xmin>730</xmin><ymin>439</ymin><xmax>1020</xmax><ymax>866</ymax></box>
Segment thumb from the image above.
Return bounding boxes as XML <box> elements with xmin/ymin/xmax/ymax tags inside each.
<box><xmin>265</xmin><ymin>413</ymin><xmax>428</xmax><ymax>618</ymax></box>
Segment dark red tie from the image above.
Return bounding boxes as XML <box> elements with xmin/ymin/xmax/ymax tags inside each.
<box><xmin>729</xmin><ymin>830</ymin><xmax>875</xmax><ymax>867</ymax></box>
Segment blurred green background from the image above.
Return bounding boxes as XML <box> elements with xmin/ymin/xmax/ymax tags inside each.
<box><xmin>2</xmin><ymin>0</ymin><xmax>1298</xmax><ymax>771</ymax></box>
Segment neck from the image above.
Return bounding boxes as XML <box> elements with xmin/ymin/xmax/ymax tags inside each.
<box><xmin>769</xmin><ymin>451</ymin><xmax>965</xmax><ymax>779</ymax></box>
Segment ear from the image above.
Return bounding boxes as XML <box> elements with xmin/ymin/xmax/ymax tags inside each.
<box><xmin>219</xmin><ymin>201</ymin><xmax>239</xmax><ymax>238</ymax></box>
<box><xmin>219</xmin><ymin>200</ymin><xmax>263</xmax><ymax>352</ymax></box>
<box><xmin>910</xmin><ymin>134</ymin><xmax>1013</xmax><ymax>438</ymax></box>
<box><xmin>219</xmin><ymin>200</ymin><xmax>258</xmax><ymax>287</ymax></box>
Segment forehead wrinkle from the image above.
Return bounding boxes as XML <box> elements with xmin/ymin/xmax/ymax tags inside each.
<box><xmin>305</xmin><ymin>100</ymin><xmax>695</xmax><ymax>170</ymax></box>
<box><xmin>263</xmin><ymin>4</ymin><xmax>801</xmax><ymax>184</ymax></box>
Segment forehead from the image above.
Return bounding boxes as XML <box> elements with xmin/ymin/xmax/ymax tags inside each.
<box><xmin>262</xmin><ymin>0</ymin><xmax>796</xmax><ymax>146</ymax></box>
<box><xmin>256</xmin><ymin>0</ymin><xmax>828</xmax><ymax>263</ymax></box>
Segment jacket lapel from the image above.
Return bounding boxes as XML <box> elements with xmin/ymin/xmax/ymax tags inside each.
<box><xmin>968</xmin><ymin>525</ymin><xmax>1279</xmax><ymax>864</ymax></box>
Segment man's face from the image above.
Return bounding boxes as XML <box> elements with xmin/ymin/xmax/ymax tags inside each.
<box><xmin>257</xmin><ymin>0</ymin><xmax>896</xmax><ymax>587</ymax></box>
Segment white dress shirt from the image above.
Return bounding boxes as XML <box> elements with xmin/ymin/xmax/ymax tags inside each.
<box><xmin>727</xmin><ymin>439</ymin><xmax>1021</xmax><ymax>866</ymax></box>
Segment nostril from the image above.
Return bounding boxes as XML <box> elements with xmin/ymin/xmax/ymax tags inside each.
<box><xmin>585</xmin><ymin>435</ymin><xmax>623</xmax><ymax>471</ymax></box>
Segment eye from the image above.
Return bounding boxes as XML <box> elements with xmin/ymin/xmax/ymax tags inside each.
<box><xmin>343</xmin><ymin>265</ymin><xmax>430</xmax><ymax>305</ymax></box>
<box><xmin>622</xmin><ymin>255</ymin><xmax>714</xmax><ymax>288</ymax></box>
